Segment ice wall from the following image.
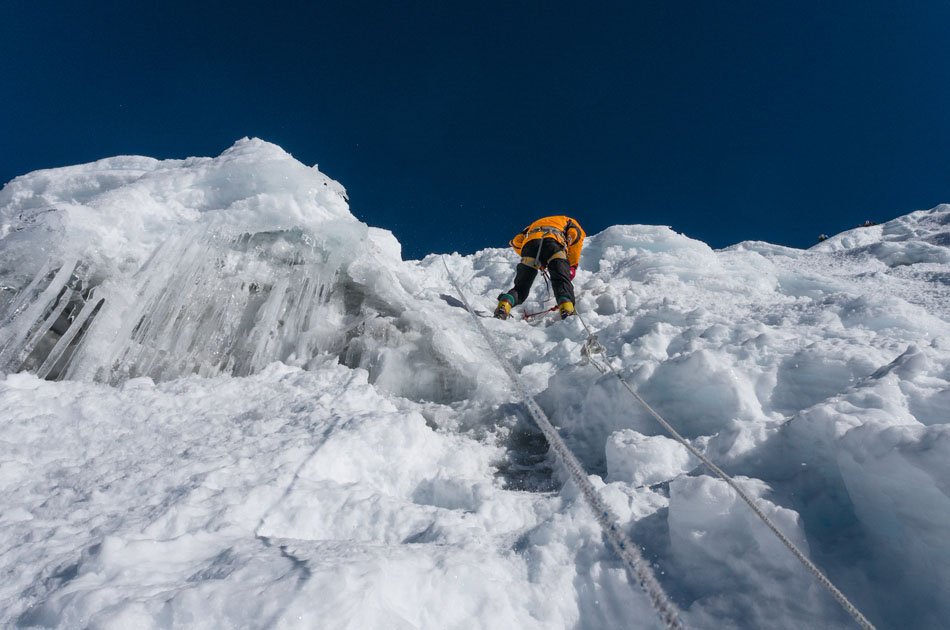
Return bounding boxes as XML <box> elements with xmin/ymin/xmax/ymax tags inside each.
<box><xmin>3</xmin><ymin>141</ymin><xmax>950</xmax><ymax>628</ymax></box>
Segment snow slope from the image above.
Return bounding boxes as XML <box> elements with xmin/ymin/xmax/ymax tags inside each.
<box><xmin>1</xmin><ymin>140</ymin><xmax>948</xmax><ymax>629</ymax></box>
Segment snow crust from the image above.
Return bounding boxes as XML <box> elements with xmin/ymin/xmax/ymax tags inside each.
<box><xmin>1</xmin><ymin>140</ymin><xmax>949</xmax><ymax>629</ymax></box>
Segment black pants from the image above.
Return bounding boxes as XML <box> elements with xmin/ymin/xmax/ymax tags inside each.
<box><xmin>505</xmin><ymin>238</ymin><xmax>575</xmax><ymax>306</ymax></box>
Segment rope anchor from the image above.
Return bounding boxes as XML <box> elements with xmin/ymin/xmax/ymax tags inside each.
<box><xmin>579</xmin><ymin>332</ymin><xmax>609</xmax><ymax>373</ymax></box>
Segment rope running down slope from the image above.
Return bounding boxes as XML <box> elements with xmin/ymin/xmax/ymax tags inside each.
<box><xmin>442</xmin><ymin>257</ymin><xmax>684</xmax><ymax>630</ymax></box>
<box><xmin>572</xmin><ymin>309</ymin><xmax>876</xmax><ymax>630</ymax></box>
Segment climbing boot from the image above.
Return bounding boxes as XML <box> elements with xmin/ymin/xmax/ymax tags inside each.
<box><xmin>558</xmin><ymin>300</ymin><xmax>575</xmax><ymax>320</ymax></box>
<box><xmin>494</xmin><ymin>294</ymin><xmax>514</xmax><ymax>320</ymax></box>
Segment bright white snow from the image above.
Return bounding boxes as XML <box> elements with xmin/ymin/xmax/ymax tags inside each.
<box><xmin>1</xmin><ymin>139</ymin><xmax>948</xmax><ymax>629</ymax></box>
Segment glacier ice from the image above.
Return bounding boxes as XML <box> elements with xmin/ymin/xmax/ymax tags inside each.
<box><xmin>1</xmin><ymin>140</ymin><xmax>950</xmax><ymax>629</ymax></box>
<box><xmin>0</xmin><ymin>139</ymin><xmax>366</xmax><ymax>382</ymax></box>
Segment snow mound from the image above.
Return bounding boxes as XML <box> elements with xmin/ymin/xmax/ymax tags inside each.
<box><xmin>814</xmin><ymin>204</ymin><xmax>950</xmax><ymax>266</ymax></box>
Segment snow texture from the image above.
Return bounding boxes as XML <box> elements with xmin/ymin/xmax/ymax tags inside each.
<box><xmin>1</xmin><ymin>139</ymin><xmax>948</xmax><ymax>629</ymax></box>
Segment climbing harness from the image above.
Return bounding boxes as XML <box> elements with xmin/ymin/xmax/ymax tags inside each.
<box><xmin>571</xmin><ymin>309</ymin><xmax>876</xmax><ymax>630</ymax></box>
<box><xmin>525</xmin><ymin>225</ymin><xmax>568</xmax><ymax>243</ymax></box>
<box><xmin>520</xmin><ymin>238</ymin><xmax>568</xmax><ymax>270</ymax></box>
<box><xmin>442</xmin><ymin>257</ymin><xmax>684</xmax><ymax>630</ymax></box>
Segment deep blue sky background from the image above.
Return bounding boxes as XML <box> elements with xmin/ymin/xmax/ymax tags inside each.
<box><xmin>3</xmin><ymin>2</ymin><xmax>949</xmax><ymax>260</ymax></box>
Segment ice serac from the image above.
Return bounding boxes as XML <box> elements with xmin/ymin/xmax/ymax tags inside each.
<box><xmin>0</xmin><ymin>139</ymin><xmax>386</xmax><ymax>382</ymax></box>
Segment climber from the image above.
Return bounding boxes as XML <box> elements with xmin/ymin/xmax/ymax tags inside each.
<box><xmin>495</xmin><ymin>215</ymin><xmax>586</xmax><ymax>320</ymax></box>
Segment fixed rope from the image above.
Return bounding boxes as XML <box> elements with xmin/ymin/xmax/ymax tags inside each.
<box><xmin>572</xmin><ymin>309</ymin><xmax>876</xmax><ymax>630</ymax></box>
<box><xmin>442</xmin><ymin>257</ymin><xmax>684</xmax><ymax>630</ymax></box>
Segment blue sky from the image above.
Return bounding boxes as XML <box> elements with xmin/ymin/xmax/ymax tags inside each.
<box><xmin>2</xmin><ymin>2</ymin><xmax>949</xmax><ymax>260</ymax></box>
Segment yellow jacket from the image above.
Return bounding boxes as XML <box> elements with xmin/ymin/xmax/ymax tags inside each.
<box><xmin>509</xmin><ymin>215</ymin><xmax>586</xmax><ymax>267</ymax></box>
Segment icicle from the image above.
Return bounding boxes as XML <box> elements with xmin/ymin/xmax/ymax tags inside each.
<box><xmin>0</xmin><ymin>258</ymin><xmax>78</xmax><ymax>372</ymax></box>
<box><xmin>35</xmin><ymin>291</ymin><xmax>103</xmax><ymax>379</ymax></box>
<box><xmin>38</xmin><ymin>296</ymin><xmax>104</xmax><ymax>380</ymax></box>
<box><xmin>0</xmin><ymin>259</ymin><xmax>53</xmax><ymax>328</ymax></box>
